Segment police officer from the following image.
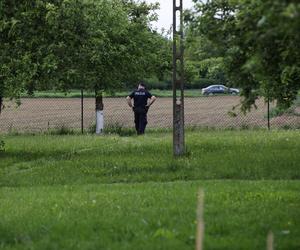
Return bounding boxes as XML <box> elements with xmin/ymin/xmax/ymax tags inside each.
<box><xmin>126</xmin><ymin>82</ymin><xmax>157</xmax><ymax>135</ymax></box>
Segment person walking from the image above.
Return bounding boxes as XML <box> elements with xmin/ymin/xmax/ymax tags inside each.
<box><xmin>126</xmin><ymin>82</ymin><xmax>156</xmax><ymax>135</ymax></box>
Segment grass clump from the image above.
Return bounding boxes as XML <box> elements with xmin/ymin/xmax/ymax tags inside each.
<box><xmin>104</xmin><ymin>123</ymin><xmax>136</xmax><ymax>137</ymax></box>
<box><xmin>46</xmin><ymin>125</ymin><xmax>76</xmax><ymax>135</ymax></box>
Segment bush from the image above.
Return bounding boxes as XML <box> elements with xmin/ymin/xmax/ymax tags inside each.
<box><xmin>145</xmin><ymin>78</ymin><xmax>219</xmax><ymax>90</ymax></box>
<box><xmin>125</xmin><ymin>77</ymin><xmax>221</xmax><ymax>91</ymax></box>
<box><xmin>123</xmin><ymin>74</ymin><xmax>223</xmax><ymax>91</ymax></box>
<box><xmin>0</xmin><ymin>140</ymin><xmax>5</xmax><ymax>152</ymax></box>
<box><xmin>187</xmin><ymin>78</ymin><xmax>219</xmax><ymax>89</ymax></box>
<box><xmin>145</xmin><ymin>80</ymin><xmax>172</xmax><ymax>90</ymax></box>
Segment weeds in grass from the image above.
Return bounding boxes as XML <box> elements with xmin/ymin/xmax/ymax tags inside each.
<box><xmin>104</xmin><ymin>123</ymin><xmax>136</xmax><ymax>136</ymax></box>
<box><xmin>268</xmin><ymin>97</ymin><xmax>300</xmax><ymax>119</ymax></box>
<box><xmin>268</xmin><ymin>106</ymin><xmax>290</xmax><ymax>118</ymax></box>
<box><xmin>88</xmin><ymin>122</ymin><xmax>136</xmax><ymax>136</ymax></box>
<box><xmin>46</xmin><ymin>125</ymin><xmax>75</xmax><ymax>135</ymax></box>
<box><xmin>167</xmin><ymin>160</ymin><xmax>181</xmax><ymax>172</ymax></box>
<box><xmin>88</xmin><ymin>122</ymin><xmax>96</xmax><ymax>134</ymax></box>
<box><xmin>0</xmin><ymin>139</ymin><xmax>5</xmax><ymax>152</ymax></box>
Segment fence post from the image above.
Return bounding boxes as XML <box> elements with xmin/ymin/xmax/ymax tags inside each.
<box><xmin>95</xmin><ymin>91</ymin><xmax>104</xmax><ymax>134</ymax></box>
<box><xmin>0</xmin><ymin>96</ymin><xmax>3</xmax><ymax>114</ymax></box>
<box><xmin>267</xmin><ymin>97</ymin><xmax>270</xmax><ymax>130</ymax></box>
<box><xmin>81</xmin><ymin>89</ymin><xmax>84</xmax><ymax>134</ymax></box>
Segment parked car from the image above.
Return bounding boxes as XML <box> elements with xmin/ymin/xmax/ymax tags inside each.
<box><xmin>202</xmin><ymin>85</ymin><xmax>240</xmax><ymax>95</ymax></box>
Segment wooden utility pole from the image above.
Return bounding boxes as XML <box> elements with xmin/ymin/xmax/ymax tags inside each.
<box><xmin>173</xmin><ymin>0</ymin><xmax>185</xmax><ymax>156</ymax></box>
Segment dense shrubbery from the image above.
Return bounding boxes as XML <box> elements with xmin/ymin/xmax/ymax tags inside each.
<box><xmin>0</xmin><ymin>139</ymin><xmax>5</xmax><ymax>152</ymax></box>
<box><xmin>140</xmin><ymin>78</ymin><xmax>219</xmax><ymax>90</ymax></box>
<box><xmin>187</xmin><ymin>78</ymin><xmax>219</xmax><ymax>89</ymax></box>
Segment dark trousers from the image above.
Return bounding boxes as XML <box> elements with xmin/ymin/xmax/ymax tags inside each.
<box><xmin>134</xmin><ymin>111</ymin><xmax>148</xmax><ymax>135</ymax></box>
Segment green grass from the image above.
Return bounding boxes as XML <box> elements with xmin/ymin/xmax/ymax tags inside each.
<box><xmin>1</xmin><ymin>181</ymin><xmax>300</xmax><ymax>250</ymax></box>
<box><xmin>0</xmin><ymin>130</ymin><xmax>300</xmax><ymax>249</ymax></box>
<box><xmin>1</xmin><ymin>131</ymin><xmax>299</xmax><ymax>186</ymax></box>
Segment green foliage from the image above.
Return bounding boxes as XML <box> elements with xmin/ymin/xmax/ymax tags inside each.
<box><xmin>188</xmin><ymin>78</ymin><xmax>219</xmax><ymax>89</ymax></box>
<box><xmin>20</xmin><ymin>89</ymin><xmax>211</xmax><ymax>98</ymax></box>
<box><xmin>0</xmin><ymin>0</ymin><xmax>171</xmax><ymax>99</ymax></box>
<box><xmin>201</xmin><ymin>58</ymin><xmax>226</xmax><ymax>82</ymax></box>
<box><xmin>268</xmin><ymin>96</ymin><xmax>300</xmax><ymax>118</ymax></box>
<box><xmin>0</xmin><ymin>139</ymin><xmax>5</xmax><ymax>152</ymax></box>
<box><xmin>191</xmin><ymin>0</ymin><xmax>300</xmax><ymax>112</ymax></box>
<box><xmin>184</xmin><ymin>14</ymin><xmax>228</xmax><ymax>87</ymax></box>
<box><xmin>185</xmin><ymin>57</ymin><xmax>227</xmax><ymax>85</ymax></box>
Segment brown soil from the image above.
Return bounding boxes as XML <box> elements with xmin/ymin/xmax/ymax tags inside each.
<box><xmin>0</xmin><ymin>96</ymin><xmax>299</xmax><ymax>133</ymax></box>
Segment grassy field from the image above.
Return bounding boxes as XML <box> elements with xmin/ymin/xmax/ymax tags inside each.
<box><xmin>1</xmin><ymin>130</ymin><xmax>300</xmax><ymax>249</ymax></box>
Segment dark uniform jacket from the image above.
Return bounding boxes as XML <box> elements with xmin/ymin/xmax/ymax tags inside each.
<box><xmin>129</xmin><ymin>89</ymin><xmax>152</xmax><ymax>114</ymax></box>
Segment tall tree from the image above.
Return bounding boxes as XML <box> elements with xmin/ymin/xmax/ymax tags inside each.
<box><xmin>191</xmin><ymin>0</ymin><xmax>300</xmax><ymax>112</ymax></box>
<box><xmin>184</xmin><ymin>8</ymin><xmax>228</xmax><ymax>88</ymax></box>
<box><xmin>0</xmin><ymin>0</ymin><xmax>170</xmax><ymax>133</ymax></box>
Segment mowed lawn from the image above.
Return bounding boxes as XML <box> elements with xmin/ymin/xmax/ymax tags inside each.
<box><xmin>0</xmin><ymin>130</ymin><xmax>300</xmax><ymax>249</ymax></box>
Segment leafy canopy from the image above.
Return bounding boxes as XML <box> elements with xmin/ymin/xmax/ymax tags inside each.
<box><xmin>0</xmin><ymin>0</ymin><xmax>170</xmax><ymax>102</ymax></box>
<box><xmin>191</xmin><ymin>0</ymin><xmax>300</xmax><ymax>112</ymax></box>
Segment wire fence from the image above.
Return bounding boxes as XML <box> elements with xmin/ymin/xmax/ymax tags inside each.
<box><xmin>0</xmin><ymin>93</ymin><xmax>299</xmax><ymax>133</ymax></box>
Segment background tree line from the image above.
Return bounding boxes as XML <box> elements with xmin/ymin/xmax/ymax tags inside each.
<box><xmin>185</xmin><ymin>0</ymin><xmax>300</xmax><ymax>112</ymax></box>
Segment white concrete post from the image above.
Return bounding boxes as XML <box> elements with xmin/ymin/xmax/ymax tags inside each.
<box><xmin>96</xmin><ymin>110</ymin><xmax>104</xmax><ymax>134</ymax></box>
<box><xmin>95</xmin><ymin>91</ymin><xmax>104</xmax><ymax>135</ymax></box>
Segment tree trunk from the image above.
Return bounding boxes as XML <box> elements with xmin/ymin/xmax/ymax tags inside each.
<box><xmin>95</xmin><ymin>91</ymin><xmax>104</xmax><ymax>134</ymax></box>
